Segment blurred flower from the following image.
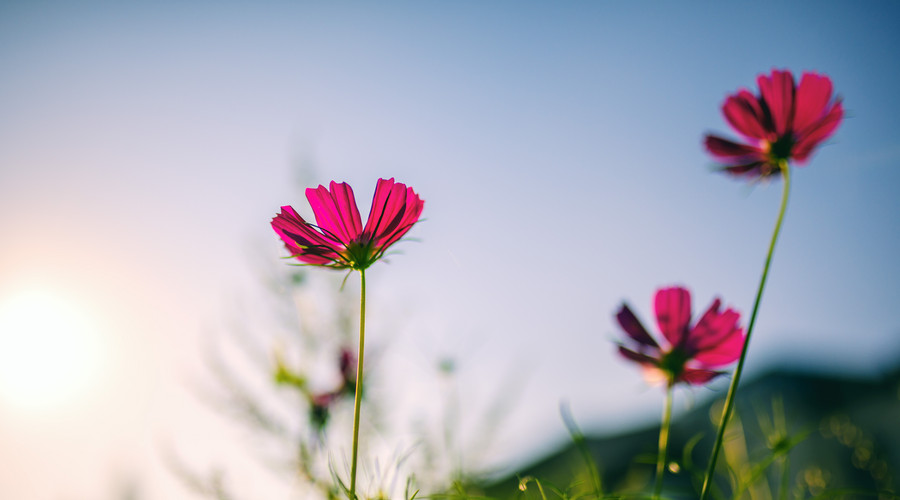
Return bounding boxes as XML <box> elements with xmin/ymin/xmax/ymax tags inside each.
<box><xmin>705</xmin><ymin>69</ymin><xmax>843</xmax><ymax>178</ymax></box>
<box><xmin>272</xmin><ymin>178</ymin><xmax>424</xmax><ymax>270</ymax></box>
<box><xmin>309</xmin><ymin>392</ymin><xmax>338</xmax><ymax>430</ymax></box>
<box><xmin>615</xmin><ymin>286</ymin><xmax>744</xmax><ymax>386</ymax></box>
<box><xmin>307</xmin><ymin>349</ymin><xmax>358</xmax><ymax>431</ymax></box>
<box><xmin>338</xmin><ymin>347</ymin><xmax>357</xmax><ymax>393</ymax></box>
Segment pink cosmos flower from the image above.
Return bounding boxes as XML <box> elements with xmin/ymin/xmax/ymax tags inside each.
<box><xmin>616</xmin><ymin>286</ymin><xmax>745</xmax><ymax>386</ymax></box>
<box><xmin>271</xmin><ymin>178</ymin><xmax>424</xmax><ymax>270</ymax></box>
<box><xmin>705</xmin><ymin>69</ymin><xmax>843</xmax><ymax>178</ymax></box>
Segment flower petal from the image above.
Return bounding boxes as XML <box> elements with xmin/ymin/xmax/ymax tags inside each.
<box><xmin>693</xmin><ymin>328</ymin><xmax>744</xmax><ymax>367</ymax></box>
<box><xmin>723</xmin><ymin>90</ymin><xmax>769</xmax><ymax>140</ymax></box>
<box><xmin>690</xmin><ymin>304</ymin><xmax>742</xmax><ymax>352</ymax></box>
<box><xmin>378</xmin><ymin>184</ymin><xmax>425</xmax><ymax>249</ymax></box>
<box><xmin>617</xmin><ymin>345</ymin><xmax>659</xmax><ymax>366</ymax></box>
<box><xmin>654</xmin><ymin>287</ymin><xmax>691</xmax><ymax>347</ymax></box>
<box><xmin>271</xmin><ymin>206</ymin><xmax>341</xmax><ymax>264</ymax></box>
<box><xmin>758</xmin><ymin>69</ymin><xmax>795</xmax><ymax>136</ymax></box>
<box><xmin>363</xmin><ymin>178</ymin><xmax>404</xmax><ymax>242</ymax></box>
<box><xmin>721</xmin><ymin>162</ymin><xmax>769</xmax><ymax>177</ymax></box>
<box><xmin>685</xmin><ymin>298</ymin><xmax>721</xmax><ymax>350</ymax></box>
<box><xmin>792</xmin><ymin>72</ymin><xmax>835</xmax><ymax>133</ymax></box>
<box><xmin>679</xmin><ymin>368</ymin><xmax>723</xmax><ymax>385</ymax></box>
<box><xmin>305</xmin><ymin>182</ymin><xmax>363</xmax><ymax>244</ymax></box>
<box><xmin>704</xmin><ymin>135</ymin><xmax>765</xmax><ymax>160</ymax></box>
<box><xmin>329</xmin><ymin>181</ymin><xmax>364</xmax><ymax>239</ymax></box>
<box><xmin>363</xmin><ymin>178</ymin><xmax>425</xmax><ymax>251</ymax></box>
<box><xmin>616</xmin><ymin>304</ymin><xmax>659</xmax><ymax>348</ymax></box>
<box><xmin>793</xmin><ymin>99</ymin><xmax>843</xmax><ymax>162</ymax></box>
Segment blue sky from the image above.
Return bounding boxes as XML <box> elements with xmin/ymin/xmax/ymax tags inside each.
<box><xmin>1</xmin><ymin>2</ymin><xmax>899</xmax><ymax>499</ymax></box>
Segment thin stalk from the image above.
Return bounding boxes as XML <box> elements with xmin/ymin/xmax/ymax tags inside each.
<box><xmin>561</xmin><ymin>403</ymin><xmax>603</xmax><ymax>496</ymax></box>
<box><xmin>654</xmin><ymin>383</ymin><xmax>674</xmax><ymax>500</ymax></box>
<box><xmin>700</xmin><ymin>161</ymin><xmax>792</xmax><ymax>500</ymax></box>
<box><xmin>778</xmin><ymin>456</ymin><xmax>790</xmax><ymax>500</ymax></box>
<box><xmin>349</xmin><ymin>269</ymin><xmax>367</xmax><ymax>500</ymax></box>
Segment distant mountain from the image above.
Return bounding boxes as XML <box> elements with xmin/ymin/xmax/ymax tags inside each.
<box><xmin>484</xmin><ymin>366</ymin><xmax>900</xmax><ymax>499</ymax></box>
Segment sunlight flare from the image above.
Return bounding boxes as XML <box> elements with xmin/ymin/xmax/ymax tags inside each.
<box><xmin>0</xmin><ymin>289</ymin><xmax>104</xmax><ymax>412</ymax></box>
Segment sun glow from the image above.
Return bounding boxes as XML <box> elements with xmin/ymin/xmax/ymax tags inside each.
<box><xmin>0</xmin><ymin>289</ymin><xmax>104</xmax><ymax>412</ymax></box>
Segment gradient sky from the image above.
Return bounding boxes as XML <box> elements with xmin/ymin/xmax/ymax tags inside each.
<box><xmin>1</xmin><ymin>2</ymin><xmax>899</xmax><ymax>499</ymax></box>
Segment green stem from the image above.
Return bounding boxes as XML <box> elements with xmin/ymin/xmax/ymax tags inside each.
<box><xmin>778</xmin><ymin>456</ymin><xmax>790</xmax><ymax>500</ymax></box>
<box><xmin>349</xmin><ymin>269</ymin><xmax>367</xmax><ymax>500</ymax></box>
<box><xmin>699</xmin><ymin>162</ymin><xmax>792</xmax><ymax>500</ymax></box>
<box><xmin>654</xmin><ymin>383</ymin><xmax>674</xmax><ymax>500</ymax></box>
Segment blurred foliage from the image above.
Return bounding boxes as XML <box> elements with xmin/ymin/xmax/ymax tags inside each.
<box><xmin>167</xmin><ymin>245</ymin><xmax>516</xmax><ymax>500</ymax></box>
<box><xmin>484</xmin><ymin>367</ymin><xmax>900</xmax><ymax>500</ymax></box>
<box><xmin>164</xmin><ymin>243</ymin><xmax>899</xmax><ymax>500</ymax></box>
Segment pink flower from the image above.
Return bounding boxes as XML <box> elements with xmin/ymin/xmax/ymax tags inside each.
<box><xmin>616</xmin><ymin>286</ymin><xmax>745</xmax><ymax>386</ymax></box>
<box><xmin>705</xmin><ymin>69</ymin><xmax>843</xmax><ymax>179</ymax></box>
<box><xmin>271</xmin><ymin>178</ymin><xmax>424</xmax><ymax>270</ymax></box>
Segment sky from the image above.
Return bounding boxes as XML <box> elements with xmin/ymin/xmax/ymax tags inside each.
<box><xmin>1</xmin><ymin>1</ymin><xmax>899</xmax><ymax>499</ymax></box>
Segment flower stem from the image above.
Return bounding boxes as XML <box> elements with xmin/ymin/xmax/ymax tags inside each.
<box><xmin>699</xmin><ymin>161</ymin><xmax>792</xmax><ymax>500</ymax></box>
<box><xmin>349</xmin><ymin>269</ymin><xmax>367</xmax><ymax>500</ymax></box>
<box><xmin>778</xmin><ymin>456</ymin><xmax>790</xmax><ymax>500</ymax></box>
<box><xmin>654</xmin><ymin>383</ymin><xmax>674</xmax><ymax>500</ymax></box>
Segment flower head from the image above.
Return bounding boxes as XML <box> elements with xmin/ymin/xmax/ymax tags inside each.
<box><xmin>615</xmin><ymin>286</ymin><xmax>745</xmax><ymax>386</ymax></box>
<box><xmin>705</xmin><ymin>69</ymin><xmax>843</xmax><ymax>179</ymax></box>
<box><xmin>271</xmin><ymin>178</ymin><xmax>424</xmax><ymax>270</ymax></box>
